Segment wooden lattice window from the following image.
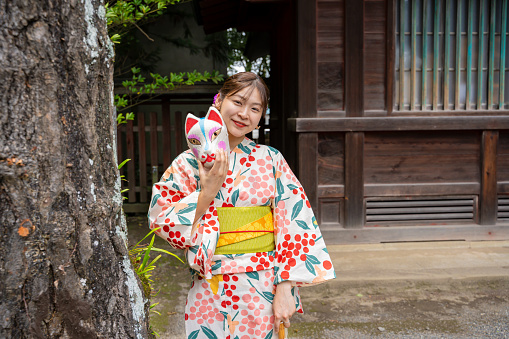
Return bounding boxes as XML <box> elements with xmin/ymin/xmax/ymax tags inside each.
<box><xmin>395</xmin><ymin>0</ymin><xmax>509</xmax><ymax>111</ymax></box>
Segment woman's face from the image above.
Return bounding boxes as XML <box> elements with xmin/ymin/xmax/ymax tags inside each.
<box><xmin>217</xmin><ymin>86</ymin><xmax>263</xmax><ymax>147</ymax></box>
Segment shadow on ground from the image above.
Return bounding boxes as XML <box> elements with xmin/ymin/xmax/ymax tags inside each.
<box><xmin>127</xmin><ymin>215</ymin><xmax>509</xmax><ymax>338</ymax></box>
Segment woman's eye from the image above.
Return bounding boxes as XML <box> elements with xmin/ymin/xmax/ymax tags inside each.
<box><xmin>234</xmin><ymin>100</ymin><xmax>241</xmax><ymax>105</ymax></box>
<box><xmin>189</xmin><ymin>138</ymin><xmax>201</xmax><ymax>145</ymax></box>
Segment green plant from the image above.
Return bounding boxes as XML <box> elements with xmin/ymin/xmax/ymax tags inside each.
<box><xmin>115</xmin><ymin>67</ymin><xmax>224</xmax><ymax>114</ymax></box>
<box><xmin>106</xmin><ymin>0</ymin><xmax>183</xmax><ymax>44</ymax></box>
<box><xmin>129</xmin><ymin>227</ymin><xmax>185</xmax><ymax>314</ymax></box>
<box><xmin>118</xmin><ymin>158</ymin><xmax>131</xmax><ymax>200</ymax></box>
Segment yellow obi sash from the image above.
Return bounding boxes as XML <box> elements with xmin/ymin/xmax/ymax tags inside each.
<box><xmin>214</xmin><ymin>206</ymin><xmax>275</xmax><ymax>255</ymax></box>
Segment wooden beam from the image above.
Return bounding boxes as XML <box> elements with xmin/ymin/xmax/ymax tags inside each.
<box><xmin>321</xmin><ymin>224</ymin><xmax>509</xmax><ymax>244</ymax></box>
<box><xmin>480</xmin><ymin>131</ymin><xmax>499</xmax><ymax>225</ymax></box>
<box><xmin>288</xmin><ymin>116</ymin><xmax>509</xmax><ymax>132</ymax></box>
<box><xmin>345</xmin><ymin>0</ymin><xmax>364</xmax><ymax>117</ymax></box>
<box><xmin>344</xmin><ymin>132</ymin><xmax>365</xmax><ymax>228</ymax></box>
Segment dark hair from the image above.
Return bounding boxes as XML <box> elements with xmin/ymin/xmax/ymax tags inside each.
<box><xmin>218</xmin><ymin>72</ymin><xmax>270</xmax><ymax>115</ymax></box>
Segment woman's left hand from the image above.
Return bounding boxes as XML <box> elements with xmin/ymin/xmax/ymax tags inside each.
<box><xmin>273</xmin><ymin>281</ymin><xmax>296</xmax><ymax>333</ymax></box>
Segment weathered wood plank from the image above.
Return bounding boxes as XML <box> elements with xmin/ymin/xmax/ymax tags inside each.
<box><xmin>317</xmin><ymin>0</ymin><xmax>344</xmax><ymax>111</ymax></box>
<box><xmin>317</xmin><ymin>133</ymin><xmax>345</xmax><ymax>185</ymax></box>
<box><xmin>162</xmin><ymin>99</ymin><xmax>172</xmax><ymax>170</ymax></box>
<box><xmin>150</xmin><ymin>112</ymin><xmax>159</xmax><ymax>185</ymax></box>
<box><xmin>318</xmin><ymin>185</ymin><xmax>345</xmax><ymax>198</ymax></box>
<box><xmin>137</xmin><ymin>112</ymin><xmax>147</xmax><ymax>203</ymax></box>
<box><xmin>365</xmin><ymin>33</ymin><xmax>386</xmax><ymax>111</ymax></box>
<box><xmin>175</xmin><ymin>111</ymin><xmax>183</xmax><ymax>155</ymax></box>
<box><xmin>364</xmin><ymin>131</ymin><xmax>480</xmax><ymax>156</ymax></box>
<box><xmin>367</xmin><ymin>206</ymin><xmax>474</xmax><ymax>214</ymax></box>
<box><xmin>288</xmin><ymin>116</ymin><xmax>509</xmax><ymax>132</ymax></box>
<box><xmin>317</xmin><ymin>183</ymin><xmax>481</xmax><ymax>198</ymax></box>
<box><xmin>299</xmin><ymin>0</ymin><xmax>317</xmax><ymax>117</ymax></box>
<box><xmin>365</xmin><ymin>183</ymin><xmax>480</xmax><ymax>196</ymax></box>
<box><xmin>344</xmin><ymin>132</ymin><xmax>365</xmax><ymax>228</ymax></box>
<box><xmin>480</xmin><ymin>130</ymin><xmax>499</xmax><ymax>225</ymax></box>
<box><xmin>364</xmin><ymin>183</ymin><xmax>481</xmax><ymax>196</ymax></box>
<box><xmin>126</xmin><ymin>120</ymin><xmax>136</xmax><ymax>202</ymax></box>
<box><xmin>367</xmin><ymin>212</ymin><xmax>474</xmax><ymax>221</ymax></box>
<box><xmin>365</xmin><ymin>154</ymin><xmax>480</xmax><ymax>184</ymax></box>
<box><xmin>367</xmin><ymin>199</ymin><xmax>474</xmax><ymax>207</ymax></box>
<box><xmin>345</xmin><ymin>0</ymin><xmax>364</xmax><ymax>117</ymax></box>
<box><xmin>386</xmin><ymin>0</ymin><xmax>395</xmax><ymax>114</ymax></box>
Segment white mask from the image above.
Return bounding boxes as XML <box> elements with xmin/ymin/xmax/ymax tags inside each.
<box><xmin>185</xmin><ymin>106</ymin><xmax>230</xmax><ymax>169</ymax></box>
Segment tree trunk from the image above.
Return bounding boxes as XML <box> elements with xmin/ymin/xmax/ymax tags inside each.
<box><xmin>0</xmin><ymin>0</ymin><xmax>151</xmax><ymax>338</ymax></box>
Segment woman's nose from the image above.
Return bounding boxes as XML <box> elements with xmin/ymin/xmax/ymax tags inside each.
<box><xmin>238</xmin><ymin>108</ymin><xmax>248</xmax><ymax>118</ymax></box>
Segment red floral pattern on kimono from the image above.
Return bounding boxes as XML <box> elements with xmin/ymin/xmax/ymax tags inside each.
<box><xmin>148</xmin><ymin>138</ymin><xmax>335</xmax><ymax>339</ymax></box>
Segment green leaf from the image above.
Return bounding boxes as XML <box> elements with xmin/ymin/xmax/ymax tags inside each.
<box><xmin>262</xmin><ymin>291</ymin><xmax>274</xmax><ymax>302</ymax></box>
<box><xmin>306</xmin><ymin>254</ymin><xmax>320</xmax><ymax>265</ymax></box>
<box><xmin>178</xmin><ymin>214</ymin><xmax>191</xmax><ymax>225</ymax></box>
<box><xmin>200</xmin><ymin>326</ymin><xmax>218</xmax><ymax>339</ymax></box>
<box><xmin>130</xmin><ymin>227</ymin><xmax>160</xmax><ymax>252</ymax></box>
<box><xmin>177</xmin><ymin>203</ymin><xmax>197</xmax><ymax>215</ymax></box>
<box><xmin>237</xmin><ymin>143</ymin><xmax>250</xmax><ymax>154</ymax></box>
<box><xmin>138</xmin><ymin>235</ymin><xmax>155</xmax><ymax>273</ymax></box>
<box><xmin>305</xmin><ymin>260</ymin><xmax>316</xmax><ymax>275</ymax></box>
<box><xmin>276</xmin><ymin>178</ymin><xmax>284</xmax><ymax>195</ymax></box>
<box><xmin>231</xmin><ymin>189</ymin><xmax>239</xmax><ymax>205</ymax></box>
<box><xmin>263</xmin><ymin>330</ymin><xmax>273</xmax><ymax>339</ymax></box>
<box><xmin>118</xmin><ymin>158</ymin><xmax>131</xmax><ymax>169</ymax></box>
<box><xmin>187</xmin><ymin>157</ymin><xmax>199</xmax><ymax>170</ymax></box>
<box><xmin>211</xmin><ymin>261</ymin><xmax>222</xmax><ymax>271</ymax></box>
<box><xmin>149</xmin><ymin>247</ymin><xmax>185</xmax><ymax>263</ymax></box>
<box><xmin>188</xmin><ymin>329</ymin><xmax>200</xmax><ymax>339</ymax></box>
<box><xmin>291</xmin><ymin>200</ymin><xmax>303</xmax><ymax>221</ymax></box>
<box><xmin>245</xmin><ymin>271</ymin><xmax>259</xmax><ymax>280</ymax></box>
<box><xmin>150</xmin><ymin>194</ymin><xmax>161</xmax><ymax>208</ymax></box>
<box><xmin>295</xmin><ymin>220</ymin><xmax>310</xmax><ymax>230</ymax></box>
<box><xmin>287</xmin><ymin>184</ymin><xmax>299</xmax><ymax>190</ymax></box>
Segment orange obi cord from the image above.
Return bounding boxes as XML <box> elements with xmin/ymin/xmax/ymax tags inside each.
<box><xmin>214</xmin><ymin>206</ymin><xmax>275</xmax><ymax>255</ymax></box>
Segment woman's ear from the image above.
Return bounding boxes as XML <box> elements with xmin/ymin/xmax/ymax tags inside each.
<box><xmin>213</xmin><ymin>94</ymin><xmax>222</xmax><ymax>109</ymax></box>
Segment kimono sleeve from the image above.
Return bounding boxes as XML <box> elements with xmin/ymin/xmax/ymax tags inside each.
<box><xmin>147</xmin><ymin>152</ymin><xmax>203</xmax><ymax>250</ymax></box>
<box><xmin>147</xmin><ymin>152</ymin><xmax>220</xmax><ymax>278</ymax></box>
<box><xmin>272</xmin><ymin>151</ymin><xmax>336</xmax><ymax>286</ymax></box>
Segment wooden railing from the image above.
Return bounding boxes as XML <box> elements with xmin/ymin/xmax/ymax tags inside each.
<box><xmin>117</xmin><ymin>104</ymin><xmax>208</xmax><ymax>213</ymax></box>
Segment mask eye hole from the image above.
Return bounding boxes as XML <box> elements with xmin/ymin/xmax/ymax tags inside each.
<box><xmin>211</xmin><ymin>128</ymin><xmax>221</xmax><ymax>141</ymax></box>
<box><xmin>189</xmin><ymin>138</ymin><xmax>201</xmax><ymax>145</ymax></box>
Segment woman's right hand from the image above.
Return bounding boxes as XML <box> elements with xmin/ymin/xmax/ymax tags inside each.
<box><xmin>191</xmin><ymin>150</ymin><xmax>229</xmax><ymax>234</ymax></box>
<box><xmin>198</xmin><ymin>149</ymin><xmax>229</xmax><ymax>202</ymax></box>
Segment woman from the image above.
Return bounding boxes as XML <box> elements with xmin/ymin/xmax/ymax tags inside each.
<box><xmin>148</xmin><ymin>72</ymin><xmax>335</xmax><ymax>339</ymax></box>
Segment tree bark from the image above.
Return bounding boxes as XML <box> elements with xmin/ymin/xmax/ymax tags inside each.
<box><xmin>0</xmin><ymin>0</ymin><xmax>150</xmax><ymax>338</ymax></box>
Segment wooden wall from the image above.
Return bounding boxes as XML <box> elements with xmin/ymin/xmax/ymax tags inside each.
<box><xmin>288</xmin><ymin>0</ymin><xmax>509</xmax><ymax>243</ymax></box>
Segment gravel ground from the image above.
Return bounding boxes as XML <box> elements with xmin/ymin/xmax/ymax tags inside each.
<box><xmin>127</xmin><ymin>216</ymin><xmax>509</xmax><ymax>339</ymax></box>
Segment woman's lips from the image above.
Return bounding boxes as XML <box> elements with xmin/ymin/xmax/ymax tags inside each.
<box><xmin>233</xmin><ymin>120</ymin><xmax>246</xmax><ymax>128</ymax></box>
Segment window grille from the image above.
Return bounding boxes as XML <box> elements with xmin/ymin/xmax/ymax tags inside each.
<box><xmin>395</xmin><ymin>0</ymin><xmax>509</xmax><ymax>111</ymax></box>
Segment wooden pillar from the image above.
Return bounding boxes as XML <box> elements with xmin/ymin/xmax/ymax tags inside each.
<box><xmin>345</xmin><ymin>132</ymin><xmax>365</xmax><ymax>228</ymax></box>
<box><xmin>344</xmin><ymin>0</ymin><xmax>365</xmax><ymax>228</ymax></box>
<box><xmin>480</xmin><ymin>130</ymin><xmax>498</xmax><ymax>225</ymax></box>
<box><xmin>297</xmin><ymin>0</ymin><xmax>318</xmax><ymax>214</ymax></box>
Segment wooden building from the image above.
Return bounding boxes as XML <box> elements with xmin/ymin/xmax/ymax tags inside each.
<box><xmin>193</xmin><ymin>0</ymin><xmax>509</xmax><ymax>244</ymax></box>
